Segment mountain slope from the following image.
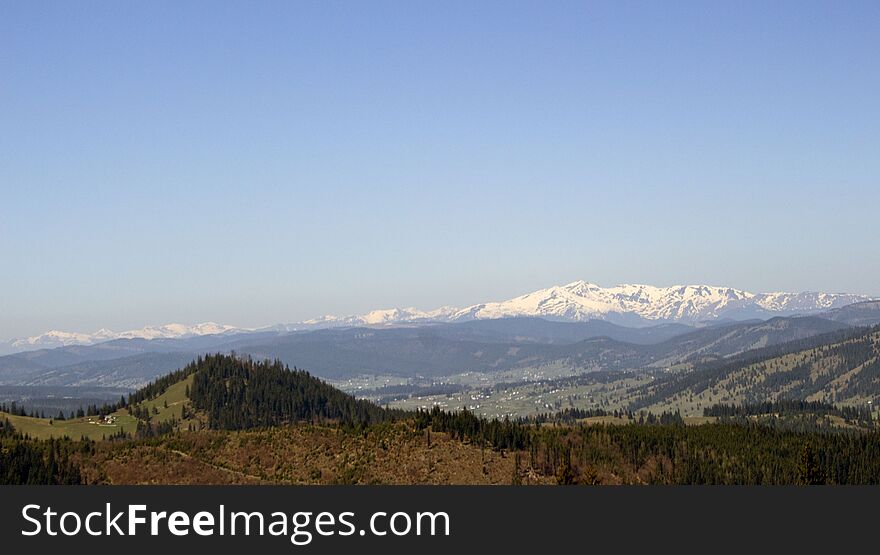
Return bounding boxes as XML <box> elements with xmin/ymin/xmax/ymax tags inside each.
<box><xmin>819</xmin><ymin>301</ymin><xmax>880</xmax><ymax>327</ymax></box>
<box><xmin>424</xmin><ymin>318</ymin><xmax>694</xmax><ymax>345</ymax></box>
<box><xmin>18</xmin><ymin>352</ymin><xmax>202</xmax><ymax>389</ymax></box>
<box><xmin>213</xmin><ymin>316</ymin><xmax>858</xmax><ymax>379</ymax></box>
<box><xmin>629</xmin><ymin>325</ymin><xmax>880</xmax><ymax>415</ymax></box>
<box><xmin>646</xmin><ymin>316</ymin><xmax>853</xmax><ymax>367</ymax></box>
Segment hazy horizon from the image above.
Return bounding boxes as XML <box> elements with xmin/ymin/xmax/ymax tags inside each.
<box><xmin>3</xmin><ymin>2</ymin><xmax>879</xmax><ymax>339</ymax></box>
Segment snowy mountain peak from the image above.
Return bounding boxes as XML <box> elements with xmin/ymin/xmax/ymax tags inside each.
<box><xmin>300</xmin><ymin>306</ymin><xmax>460</xmax><ymax>328</ymax></box>
<box><xmin>8</xmin><ymin>322</ymin><xmax>244</xmax><ymax>352</ymax></box>
<box><xmin>290</xmin><ymin>281</ymin><xmax>874</xmax><ymax>330</ymax></box>
<box><xmin>3</xmin><ymin>282</ymin><xmax>874</xmax><ymax>356</ymax></box>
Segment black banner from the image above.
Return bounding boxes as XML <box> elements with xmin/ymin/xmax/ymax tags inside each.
<box><xmin>0</xmin><ymin>486</ymin><xmax>873</xmax><ymax>553</ymax></box>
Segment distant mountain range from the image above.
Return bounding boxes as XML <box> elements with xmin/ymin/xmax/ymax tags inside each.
<box><xmin>0</xmin><ymin>322</ymin><xmax>244</xmax><ymax>355</ymax></box>
<box><xmin>4</xmin><ymin>299</ymin><xmax>880</xmax><ymax>389</ymax></box>
<box><xmin>2</xmin><ymin>281</ymin><xmax>874</xmax><ymax>356</ymax></box>
<box><xmin>300</xmin><ymin>281</ymin><xmax>873</xmax><ymax>328</ymax></box>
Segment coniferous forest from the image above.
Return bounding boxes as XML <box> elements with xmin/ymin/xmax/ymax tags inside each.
<box><xmin>0</xmin><ymin>418</ymin><xmax>88</xmax><ymax>485</ymax></box>
<box><xmin>188</xmin><ymin>354</ymin><xmax>406</xmax><ymax>429</ymax></box>
<box><xmin>415</xmin><ymin>406</ymin><xmax>880</xmax><ymax>484</ymax></box>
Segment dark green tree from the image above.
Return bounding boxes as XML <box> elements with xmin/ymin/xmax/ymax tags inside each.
<box><xmin>797</xmin><ymin>444</ymin><xmax>825</xmax><ymax>485</ymax></box>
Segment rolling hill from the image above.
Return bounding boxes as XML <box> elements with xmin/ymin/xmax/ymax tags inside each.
<box><xmin>819</xmin><ymin>301</ymin><xmax>880</xmax><ymax>327</ymax></box>
<box><xmin>629</xmin><ymin>325</ymin><xmax>880</xmax><ymax>415</ymax></box>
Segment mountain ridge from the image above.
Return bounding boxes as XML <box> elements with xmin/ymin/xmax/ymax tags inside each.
<box><xmin>2</xmin><ymin>322</ymin><xmax>246</xmax><ymax>354</ymax></box>
<box><xmin>3</xmin><ymin>281</ymin><xmax>874</xmax><ymax>355</ymax></box>
<box><xmin>293</xmin><ymin>281</ymin><xmax>874</xmax><ymax>329</ymax></box>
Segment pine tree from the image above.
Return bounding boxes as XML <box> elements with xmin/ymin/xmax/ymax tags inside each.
<box><xmin>511</xmin><ymin>453</ymin><xmax>523</xmax><ymax>485</ymax></box>
<box><xmin>580</xmin><ymin>465</ymin><xmax>601</xmax><ymax>485</ymax></box>
<box><xmin>797</xmin><ymin>444</ymin><xmax>825</xmax><ymax>485</ymax></box>
<box><xmin>556</xmin><ymin>452</ymin><xmax>577</xmax><ymax>485</ymax></box>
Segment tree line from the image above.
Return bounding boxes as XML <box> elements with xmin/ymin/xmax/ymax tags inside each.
<box><xmin>705</xmin><ymin>400</ymin><xmax>873</xmax><ymax>423</ymax></box>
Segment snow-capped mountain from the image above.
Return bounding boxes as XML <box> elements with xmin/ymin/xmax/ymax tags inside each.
<box><xmin>461</xmin><ymin>282</ymin><xmax>874</xmax><ymax>323</ymax></box>
<box><xmin>286</xmin><ymin>281</ymin><xmax>874</xmax><ymax>329</ymax></box>
<box><xmin>302</xmin><ymin>307</ymin><xmax>461</xmax><ymax>327</ymax></box>
<box><xmin>5</xmin><ymin>322</ymin><xmax>244</xmax><ymax>353</ymax></box>
<box><xmin>3</xmin><ymin>282</ymin><xmax>873</xmax><ymax>356</ymax></box>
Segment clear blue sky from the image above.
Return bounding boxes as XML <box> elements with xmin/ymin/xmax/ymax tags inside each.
<box><xmin>2</xmin><ymin>1</ymin><xmax>879</xmax><ymax>339</ymax></box>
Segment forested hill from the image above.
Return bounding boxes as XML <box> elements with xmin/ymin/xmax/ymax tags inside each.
<box><xmin>630</xmin><ymin>325</ymin><xmax>880</xmax><ymax>413</ymax></box>
<box><xmin>188</xmin><ymin>354</ymin><xmax>406</xmax><ymax>429</ymax></box>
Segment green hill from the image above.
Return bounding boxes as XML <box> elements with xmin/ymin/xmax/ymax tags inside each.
<box><xmin>188</xmin><ymin>354</ymin><xmax>406</xmax><ymax>429</ymax></box>
<box><xmin>629</xmin><ymin>325</ymin><xmax>880</xmax><ymax>415</ymax></box>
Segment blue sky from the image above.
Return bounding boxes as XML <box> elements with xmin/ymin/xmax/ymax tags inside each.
<box><xmin>1</xmin><ymin>1</ymin><xmax>879</xmax><ymax>338</ymax></box>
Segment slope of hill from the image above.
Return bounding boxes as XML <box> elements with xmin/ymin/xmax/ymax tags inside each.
<box><xmin>79</xmin><ymin>422</ymin><xmax>547</xmax><ymax>485</ymax></box>
<box><xmin>18</xmin><ymin>352</ymin><xmax>201</xmax><ymax>389</ymax></box>
<box><xmin>234</xmin><ymin>316</ymin><xmax>856</xmax><ymax>379</ymax></box>
<box><xmin>629</xmin><ymin>325</ymin><xmax>880</xmax><ymax>415</ymax></box>
<box><xmin>645</xmin><ymin>316</ymin><xmax>853</xmax><ymax>367</ymax></box>
<box><xmin>820</xmin><ymin>301</ymin><xmax>880</xmax><ymax>327</ymax></box>
<box><xmin>424</xmin><ymin>318</ymin><xmax>694</xmax><ymax>345</ymax></box>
